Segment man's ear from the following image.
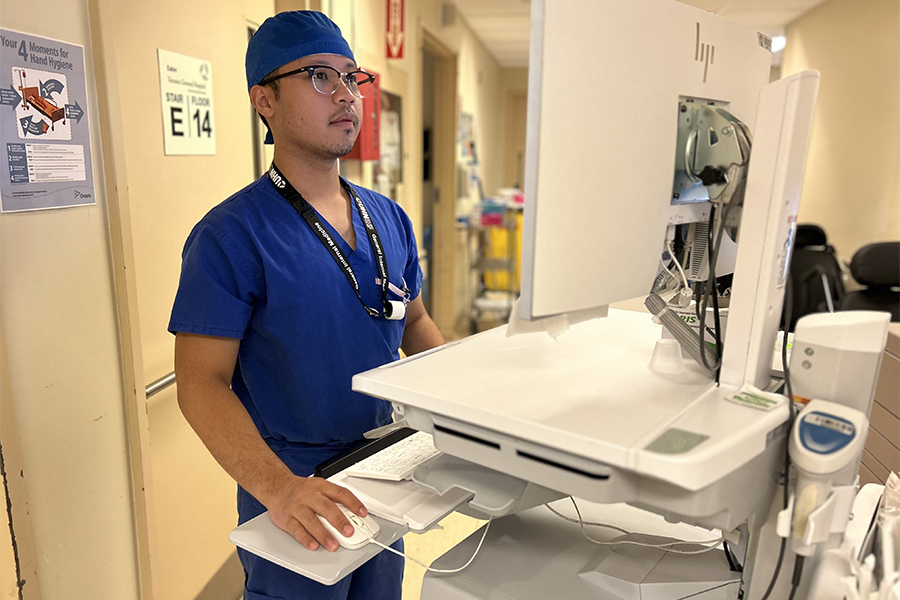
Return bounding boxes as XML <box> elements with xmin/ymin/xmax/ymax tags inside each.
<box><xmin>249</xmin><ymin>85</ymin><xmax>275</xmax><ymax>119</ymax></box>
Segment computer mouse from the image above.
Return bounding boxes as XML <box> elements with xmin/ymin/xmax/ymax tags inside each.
<box><xmin>317</xmin><ymin>504</ymin><xmax>381</xmax><ymax>550</ymax></box>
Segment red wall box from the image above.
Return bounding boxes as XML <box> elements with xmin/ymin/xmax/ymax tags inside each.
<box><xmin>344</xmin><ymin>69</ymin><xmax>380</xmax><ymax>161</ymax></box>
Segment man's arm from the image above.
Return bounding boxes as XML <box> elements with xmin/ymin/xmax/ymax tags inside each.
<box><xmin>400</xmin><ymin>295</ymin><xmax>445</xmax><ymax>355</ymax></box>
<box><xmin>174</xmin><ymin>332</ymin><xmax>365</xmax><ymax>552</ymax></box>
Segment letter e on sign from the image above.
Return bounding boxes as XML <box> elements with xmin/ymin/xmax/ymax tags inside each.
<box><xmin>158</xmin><ymin>49</ymin><xmax>216</xmax><ymax>155</ymax></box>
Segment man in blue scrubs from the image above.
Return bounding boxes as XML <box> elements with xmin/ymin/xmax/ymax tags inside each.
<box><xmin>168</xmin><ymin>11</ymin><xmax>445</xmax><ymax>600</ymax></box>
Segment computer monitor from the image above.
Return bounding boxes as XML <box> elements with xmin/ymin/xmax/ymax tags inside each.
<box><xmin>351</xmin><ymin>0</ymin><xmax>819</xmax><ymax>537</ymax></box>
<box><xmin>519</xmin><ymin>0</ymin><xmax>773</xmax><ymax>320</ymax></box>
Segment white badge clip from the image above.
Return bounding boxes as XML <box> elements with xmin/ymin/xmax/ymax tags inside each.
<box><xmin>384</xmin><ymin>300</ymin><xmax>406</xmax><ymax>320</ymax></box>
<box><xmin>377</xmin><ymin>277</ymin><xmax>411</xmax><ymax>321</ymax></box>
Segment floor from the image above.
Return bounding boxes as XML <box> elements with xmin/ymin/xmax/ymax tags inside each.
<box><xmin>401</xmin><ymin>513</ymin><xmax>487</xmax><ymax>600</ymax></box>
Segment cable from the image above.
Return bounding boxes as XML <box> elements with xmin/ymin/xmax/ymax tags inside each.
<box><xmin>666</xmin><ymin>239</ymin><xmax>691</xmax><ymax>291</ymax></box>
<box><xmin>651</xmin><ymin>262</ymin><xmax>671</xmax><ymax>294</ymax></box>
<box><xmin>759</xmin><ymin>538</ymin><xmax>788</xmax><ymax>600</ymax></box>
<box><xmin>760</xmin><ymin>278</ymin><xmax>797</xmax><ymax>600</ymax></box>
<box><xmin>696</xmin><ymin>206</ymin><xmax>723</xmax><ymax>377</ymax></box>
<box><xmin>694</xmin><ymin>123</ymin><xmax>751</xmax><ymax>375</ymax></box>
<box><xmin>544</xmin><ymin>503</ymin><xmax>631</xmax><ymax>535</ymax></box>
<box><xmin>695</xmin><ymin>178</ymin><xmax>743</xmax><ymax>373</ymax></box>
<box><xmin>788</xmin><ymin>555</ymin><xmax>805</xmax><ymax>600</ymax></box>
<box><xmin>695</xmin><ymin>213</ymin><xmax>722</xmax><ymax>370</ymax></box>
<box><xmin>708</xmin><ymin>218</ymin><xmax>724</xmax><ymax>362</ymax></box>
<box><xmin>545</xmin><ymin>499</ymin><xmax>726</xmax><ymax>555</ymax></box>
<box><xmin>696</xmin><ymin>201</ymin><xmax>729</xmax><ymax>372</ymax></box>
<box><xmin>658</xmin><ymin>256</ymin><xmax>678</xmax><ymax>287</ymax></box>
<box><xmin>368</xmin><ymin>518</ymin><xmax>492</xmax><ymax>574</ymax></box>
<box><xmin>722</xmin><ymin>540</ymin><xmax>743</xmax><ymax>573</ymax></box>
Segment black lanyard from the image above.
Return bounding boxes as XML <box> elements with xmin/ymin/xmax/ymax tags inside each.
<box><xmin>268</xmin><ymin>162</ymin><xmax>398</xmax><ymax>319</ymax></box>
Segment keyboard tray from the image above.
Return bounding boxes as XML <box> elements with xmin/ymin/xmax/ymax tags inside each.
<box><xmin>314</xmin><ymin>427</ymin><xmax>418</xmax><ymax>478</ymax></box>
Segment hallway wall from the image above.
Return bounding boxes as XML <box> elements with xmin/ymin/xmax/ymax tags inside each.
<box><xmin>0</xmin><ymin>1</ymin><xmax>525</xmax><ymax>599</ymax></box>
<box><xmin>782</xmin><ymin>0</ymin><xmax>900</xmax><ymax>260</ymax></box>
<box><xmin>91</xmin><ymin>0</ymin><xmax>276</xmax><ymax>597</ymax></box>
<box><xmin>0</xmin><ymin>1</ymin><xmax>140</xmax><ymax>598</ymax></box>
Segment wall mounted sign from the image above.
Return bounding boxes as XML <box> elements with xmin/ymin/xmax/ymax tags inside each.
<box><xmin>0</xmin><ymin>28</ymin><xmax>94</xmax><ymax>212</ymax></box>
<box><xmin>386</xmin><ymin>0</ymin><xmax>405</xmax><ymax>59</ymax></box>
<box><xmin>158</xmin><ymin>49</ymin><xmax>216</xmax><ymax>156</ymax></box>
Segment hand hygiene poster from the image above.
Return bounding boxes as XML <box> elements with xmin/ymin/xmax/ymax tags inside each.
<box><xmin>0</xmin><ymin>28</ymin><xmax>95</xmax><ymax>212</ymax></box>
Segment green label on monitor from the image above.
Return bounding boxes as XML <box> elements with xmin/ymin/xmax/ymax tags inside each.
<box><xmin>728</xmin><ymin>388</ymin><xmax>782</xmax><ymax>411</ymax></box>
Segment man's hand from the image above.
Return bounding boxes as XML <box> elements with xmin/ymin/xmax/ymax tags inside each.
<box><xmin>175</xmin><ymin>332</ymin><xmax>369</xmax><ymax>553</ymax></box>
<box><xmin>266</xmin><ymin>476</ymin><xmax>369</xmax><ymax>552</ymax></box>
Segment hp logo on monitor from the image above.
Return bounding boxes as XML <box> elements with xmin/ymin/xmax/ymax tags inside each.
<box><xmin>695</xmin><ymin>23</ymin><xmax>715</xmax><ymax>83</ymax></box>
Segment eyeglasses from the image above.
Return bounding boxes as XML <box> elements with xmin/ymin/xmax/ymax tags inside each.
<box><xmin>259</xmin><ymin>65</ymin><xmax>375</xmax><ymax>98</ymax></box>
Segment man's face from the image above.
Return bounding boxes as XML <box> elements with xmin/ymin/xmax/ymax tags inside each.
<box><xmin>267</xmin><ymin>53</ymin><xmax>362</xmax><ymax>159</ymax></box>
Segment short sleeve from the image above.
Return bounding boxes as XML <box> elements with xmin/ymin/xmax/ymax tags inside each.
<box><xmin>168</xmin><ymin>221</ymin><xmax>260</xmax><ymax>339</ymax></box>
<box><xmin>401</xmin><ymin>211</ymin><xmax>424</xmax><ymax>301</ymax></box>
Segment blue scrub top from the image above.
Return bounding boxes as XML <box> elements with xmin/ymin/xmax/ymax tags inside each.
<box><xmin>169</xmin><ymin>176</ymin><xmax>422</xmax><ymax>463</ymax></box>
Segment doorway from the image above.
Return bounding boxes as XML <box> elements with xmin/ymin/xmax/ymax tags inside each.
<box><xmin>421</xmin><ymin>48</ymin><xmax>436</xmax><ymax>314</ymax></box>
<box><xmin>420</xmin><ymin>31</ymin><xmax>457</xmax><ymax>336</ymax></box>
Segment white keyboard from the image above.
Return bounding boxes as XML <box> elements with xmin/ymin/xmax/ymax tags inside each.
<box><xmin>343</xmin><ymin>431</ymin><xmax>441</xmax><ymax>481</ymax></box>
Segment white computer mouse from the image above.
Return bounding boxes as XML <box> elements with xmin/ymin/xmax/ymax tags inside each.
<box><xmin>317</xmin><ymin>504</ymin><xmax>380</xmax><ymax>550</ymax></box>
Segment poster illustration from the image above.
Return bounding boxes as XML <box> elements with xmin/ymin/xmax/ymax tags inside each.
<box><xmin>12</xmin><ymin>66</ymin><xmax>73</xmax><ymax>140</ymax></box>
<box><xmin>1</xmin><ymin>28</ymin><xmax>94</xmax><ymax>212</ymax></box>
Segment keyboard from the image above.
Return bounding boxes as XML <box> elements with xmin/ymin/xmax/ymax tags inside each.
<box><xmin>343</xmin><ymin>431</ymin><xmax>441</xmax><ymax>481</ymax></box>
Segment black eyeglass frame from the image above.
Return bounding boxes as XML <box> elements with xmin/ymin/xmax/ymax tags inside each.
<box><xmin>258</xmin><ymin>65</ymin><xmax>376</xmax><ymax>98</ymax></box>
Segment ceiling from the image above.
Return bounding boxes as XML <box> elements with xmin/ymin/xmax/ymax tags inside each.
<box><xmin>451</xmin><ymin>0</ymin><xmax>830</xmax><ymax>68</ymax></box>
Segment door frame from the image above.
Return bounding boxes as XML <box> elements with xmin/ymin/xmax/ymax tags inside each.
<box><xmin>420</xmin><ymin>30</ymin><xmax>458</xmax><ymax>337</ymax></box>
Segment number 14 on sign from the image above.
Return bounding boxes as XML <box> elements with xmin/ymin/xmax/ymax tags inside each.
<box><xmin>158</xmin><ymin>49</ymin><xmax>216</xmax><ymax>156</ymax></box>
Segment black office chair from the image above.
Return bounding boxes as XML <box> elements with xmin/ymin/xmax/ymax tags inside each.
<box><xmin>785</xmin><ymin>224</ymin><xmax>845</xmax><ymax>332</ymax></box>
<box><xmin>794</xmin><ymin>224</ymin><xmax>828</xmax><ymax>248</ymax></box>
<box><xmin>841</xmin><ymin>242</ymin><xmax>900</xmax><ymax>321</ymax></box>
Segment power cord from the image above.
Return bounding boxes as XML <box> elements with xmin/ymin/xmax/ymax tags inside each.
<box><xmin>722</xmin><ymin>540</ymin><xmax>743</xmax><ymax>573</ymax></box>
<box><xmin>544</xmin><ymin>502</ymin><xmax>631</xmax><ymax>535</ymax></box>
<box><xmin>367</xmin><ymin>518</ymin><xmax>493</xmax><ymax>574</ymax></box>
<box><xmin>666</xmin><ymin>240</ymin><xmax>691</xmax><ymax>292</ymax></box>
<box><xmin>788</xmin><ymin>555</ymin><xmax>805</xmax><ymax>600</ymax></box>
<box><xmin>695</xmin><ymin>122</ymin><xmax>750</xmax><ymax>376</ymax></box>
<box><xmin>760</xmin><ymin>278</ymin><xmax>798</xmax><ymax>600</ymax></box>
<box><xmin>545</xmin><ymin>498</ymin><xmax>726</xmax><ymax>555</ymax></box>
<box><xmin>695</xmin><ymin>188</ymin><xmax>742</xmax><ymax>376</ymax></box>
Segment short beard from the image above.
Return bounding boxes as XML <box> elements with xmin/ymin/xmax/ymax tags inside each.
<box><xmin>329</xmin><ymin>136</ymin><xmax>359</xmax><ymax>159</ymax></box>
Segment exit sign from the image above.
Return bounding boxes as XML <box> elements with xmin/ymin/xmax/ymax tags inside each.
<box><xmin>386</xmin><ymin>0</ymin><xmax>405</xmax><ymax>59</ymax></box>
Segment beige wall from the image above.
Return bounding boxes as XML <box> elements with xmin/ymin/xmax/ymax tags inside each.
<box><xmin>1</xmin><ymin>316</ymin><xmax>41</xmax><ymax>600</ymax></box>
<box><xmin>92</xmin><ymin>0</ymin><xmax>276</xmax><ymax>598</ymax></box>
<box><xmin>330</xmin><ymin>2</ymin><xmax>520</xmax><ymax>338</ymax></box>
<box><xmin>782</xmin><ymin>0</ymin><xmax>900</xmax><ymax>260</ymax></box>
<box><xmin>2</xmin><ymin>1</ymin><xmax>521</xmax><ymax>598</ymax></box>
<box><xmin>331</xmin><ymin>1</ymin><xmax>517</xmax><ymax>240</ymax></box>
<box><xmin>0</xmin><ymin>1</ymin><xmax>140</xmax><ymax>599</ymax></box>
<box><xmin>500</xmin><ymin>69</ymin><xmax>529</xmax><ymax>189</ymax></box>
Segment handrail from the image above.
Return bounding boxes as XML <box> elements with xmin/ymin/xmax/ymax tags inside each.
<box><xmin>145</xmin><ymin>371</ymin><xmax>176</xmax><ymax>398</ymax></box>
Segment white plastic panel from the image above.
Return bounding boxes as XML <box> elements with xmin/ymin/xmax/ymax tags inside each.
<box><xmin>720</xmin><ymin>70</ymin><xmax>821</xmax><ymax>388</ymax></box>
<box><xmin>520</xmin><ymin>0</ymin><xmax>772</xmax><ymax>319</ymax></box>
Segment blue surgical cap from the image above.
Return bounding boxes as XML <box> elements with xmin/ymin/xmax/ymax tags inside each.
<box><xmin>245</xmin><ymin>11</ymin><xmax>355</xmax><ymax>91</ymax></box>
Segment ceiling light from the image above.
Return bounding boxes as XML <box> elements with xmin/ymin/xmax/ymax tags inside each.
<box><xmin>771</xmin><ymin>36</ymin><xmax>787</xmax><ymax>53</ymax></box>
